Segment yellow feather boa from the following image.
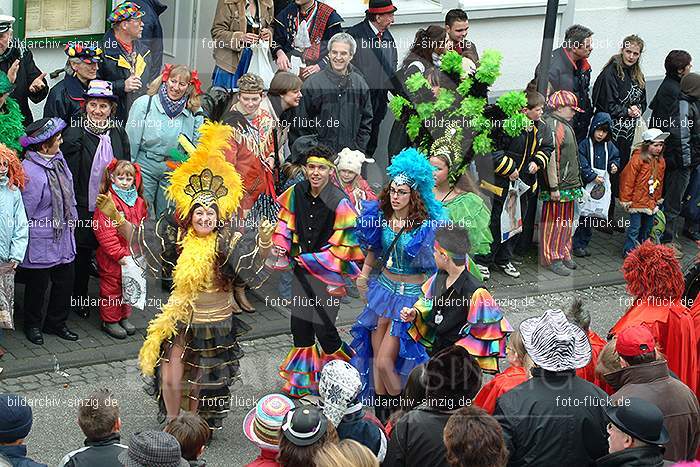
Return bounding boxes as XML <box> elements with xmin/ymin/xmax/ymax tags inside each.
<box><xmin>139</xmin><ymin>230</ymin><xmax>218</xmax><ymax>376</ymax></box>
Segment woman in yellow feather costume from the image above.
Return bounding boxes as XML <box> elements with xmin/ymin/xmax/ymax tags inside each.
<box><xmin>95</xmin><ymin>122</ymin><xmax>274</xmax><ymax>429</ymax></box>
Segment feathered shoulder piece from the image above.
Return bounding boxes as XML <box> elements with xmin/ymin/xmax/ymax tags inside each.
<box><xmin>387</xmin><ymin>148</ymin><xmax>445</xmax><ymax>221</ymax></box>
<box><xmin>166</xmin><ymin>121</ymin><xmax>244</xmax><ymax>221</ymax></box>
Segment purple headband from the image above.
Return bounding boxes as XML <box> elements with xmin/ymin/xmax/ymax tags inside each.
<box><xmin>20</xmin><ymin>118</ymin><xmax>67</xmax><ymax>148</ymax></box>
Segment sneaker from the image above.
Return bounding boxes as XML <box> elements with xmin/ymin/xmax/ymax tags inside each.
<box><xmin>550</xmin><ymin>261</ymin><xmax>571</xmax><ymax>276</ymax></box>
<box><xmin>562</xmin><ymin>258</ymin><xmax>577</xmax><ymax>270</ymax></box>
<box><xmin>497</xmin><ymin>262</ymin><xmax>520</xmax><ymax>278</ymax></box>
<box><xmin>572</xmin><ymin>248</ymin><xmax>588</xmax><ymax>258</ymax></box>
<box><xmin>510</xmin><ymin>254</ymin><xmax>524</xmax><ymax>265</ymax></box>
<box><xmin>667</xmin><ymin>242</ymin><xmax>684</xmax><ymax>259</ymax></box>
<box><xmin>476</xmin><ymin>264</ymin><xmax>490</xmax><ymax>280</ymax></box>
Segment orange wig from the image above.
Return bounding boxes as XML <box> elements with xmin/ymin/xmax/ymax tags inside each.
<box><xmin>0</xmin><ymin>143</ymin><xmax>25</xmax><ymax>190</ymax></box>
<box><xmin>622</xmin><ymin>240</ymin><xmax>684</xmax><ymax>301</ymax></box>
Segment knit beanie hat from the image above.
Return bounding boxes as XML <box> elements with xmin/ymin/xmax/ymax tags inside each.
<box><xmin>681</xmin><ymin>72</ymin><xmax>700</xmax><ymax>99</ymax></box>
<box><xmin>334</xmin><ymin>148</ymin><xmax>374</xmax><ymax>176</ymax></box>
<box><xmin>0</xmin><ymin>394</ymin><xmax>33</xmax><ymax>443</ymax></box>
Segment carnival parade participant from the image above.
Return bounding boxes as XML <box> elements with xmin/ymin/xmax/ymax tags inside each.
<box><xmin>61</xmin><ymin>80</ymin><xmax>130</xmax><ymax>320</ymax></box>
<box><xmin>430</xmin><ymin>127</ymin><xmax>492</xmax><ymax>280</ymax></box>
<box><xmin>94</xmin><ymin>122</ymin><xmax>275</xmax><ymax>429</ymax></box>
<box><xmin>44</xmin><ymin>43</ymin><xmax>103</xmax><ymax>124</ymax></box>
<box><xmin>272</xmin><ymin>144</ymin><xmax>364</xmax><ymax>398</ymax></box>
<box><xmin>19</xmin><ymin>117</ymin><xmax>79</xmax><ymax>345</ymax></box>
<box><xmin>351</xmin><ymin>147</ymin><xmax>445</xmax><ymax>421</ymax></box>
<box><xmin>127</xmin><ymin>64</ymin><xmax>204</xmax><ymax>219</ymax></box>
<box><xmin>0</xmin><ymin>70</ymin><xmax>24</xmax><ymax>154</ymax></box>
<box><xmin>402</xmin><ymin>225</ymin><xmax>512</xmax><ymax>364</ymax></box>
<box><xmin>92</xmin><ymin>160</ymin><xmax>147</xmax><ymax>339</ymax></box>
<box><xmin>609</xmin><ymin>240</ymin><xmax>699</xmax><ymax>395</ymax></box>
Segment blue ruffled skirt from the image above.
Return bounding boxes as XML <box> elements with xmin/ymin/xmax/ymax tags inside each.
<box><xmin>350</xmin><ymin>274</ymin><xmax>429</xmax><ymax>404</ymax></box>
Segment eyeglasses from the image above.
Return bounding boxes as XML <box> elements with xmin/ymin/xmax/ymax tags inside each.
<box><xmin>389</xmin><ymin>188</ymin><xmax>410</xmax><ymax>197</ymax></box>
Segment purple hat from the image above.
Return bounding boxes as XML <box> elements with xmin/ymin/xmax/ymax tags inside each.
<box><xmin>84</xmin><ymin>80</ymin><xmax>118</xmax><ymax>100</ymax></box>
<box><xmin>20</xmin><ymin>117</ymin><xmax>66</xmax><ymax>148</ymax></box>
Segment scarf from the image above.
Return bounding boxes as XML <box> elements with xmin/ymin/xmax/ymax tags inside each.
<box><xmin>86</xmin><ymin>129</ymin><xmax>115</xmax><ymax>212</ymax></box>
<box><xmin>36</xmin><ymin>153</ymin><xmax>76</xmax><ymax>241</ymax></box>
<box><xmin>112</xmin><ymin>184</ymin><xmax>137</xmax><ymax>207</ymax></box>
<box><xmin>158</xmin><ymin>84</ymin><xmax>188</xmax><ymax>119</ymax></box>
<box><xmin>83</xmin><ymin>115</ymin><xmax>113</xmax><ymax>135</ymax></box>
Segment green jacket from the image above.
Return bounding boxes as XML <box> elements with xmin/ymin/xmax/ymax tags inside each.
<box><xmin>542</xmin><ymin>113</ymin><xmax>582</xmax><ymax>194</ymax></box>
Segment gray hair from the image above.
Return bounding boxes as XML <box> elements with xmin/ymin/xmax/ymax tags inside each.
<box><xmin>328</xmin><ymin>32</ymin><xmax>357</xmax><ymax>56</ymax></box>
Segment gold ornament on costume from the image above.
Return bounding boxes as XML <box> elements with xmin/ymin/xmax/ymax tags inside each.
<box><xmin>430</xmin><ymin>121</ymin><xmax>461</xmax><ymax>167</ymax></box>
<box><xmin>166</xmin><ymin>122</ymin><xmax>244</xmax><ymax>220</ymax></box>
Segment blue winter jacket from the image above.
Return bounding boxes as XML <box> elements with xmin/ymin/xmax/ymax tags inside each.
<box><xmin>578</xmin><ymin>112</ymin><xmax>621</xmax><ymax>184</ymax></box>
<box><xmin>0</xmin><ymin>445</ymin><xmax>47</xmax><ymax>467</ymax></box>
<box><xmin>0</xmin><ymin>178</ymin><xmax>28</xmax><ymax>263</ymax></box>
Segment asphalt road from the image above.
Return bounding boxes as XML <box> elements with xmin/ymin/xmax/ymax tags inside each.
<box><xmin>4</xmin><ymin>284</ymin><xmax>631</xmax><ymax>467</ymax></box>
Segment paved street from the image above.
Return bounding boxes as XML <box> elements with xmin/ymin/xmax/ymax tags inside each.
<box><xmin>0</xmin><ymin>284</ymin><xmax>634</xmax><ymax>467</ymax></box>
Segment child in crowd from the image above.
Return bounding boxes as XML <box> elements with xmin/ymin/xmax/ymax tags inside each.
<box><xmin>59</xmin><ymin>388</ymin><xmax>126</xmax><ymax>467</ymax></box>
<box><xmin>473</xmin><ymin>330</ymin><xmax>530</xmax><ymax>414</ymax></box>
<box><xmin>0</xmin><ymin>394</ymin><xmax>47</xmax><ymax>466</ymax></box>
<box><xmin>402</xmin><ymin>226</ymin><xmax>511</xmax><ymax>367</ymax></box>
<box><xmin>333</xmin><ymin>148</ymin><xmax>378</xmax><ymax>213</ymax></box>
<box><xmin>243</xmin><ymin>393</ymin><xmax>295</xmax><ymax>467</ymax></box>
<box><xmin>0</xmin><ymin>145</ymin><xmax>27</xmax><ymax>371</ymax></box>
<box><xmin>620</xmin><ymin>129</ymin><xmax>668</xmax><ymax>257</ymax></box>
<box><xmin>164</xmin><ymin>412</ymin><xmax>211</xmax><ymax>467</ymax></box>
<box><xmin>572</xmin><ymin>112</ymin><xmax>620</xmax><ymax>258</ymax></box>
<box><xmin>541</xmin><ymin>90</ymin><xmax>584</xmax><ymax>276</ymax></box>
<box><xmin>566</xmin><ymin>299</ymin><xmax>607</xmax><ymax>389</ymax></box>
<box><xmin>93</xmin><ymin>160</ymin><xmax>148</xmax><ymax>339</ymax></box>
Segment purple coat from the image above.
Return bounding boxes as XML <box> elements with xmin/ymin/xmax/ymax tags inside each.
<box><xmin>21</xmin><ymin>151</ymin><xmax>77</xmax><ymax>268</ymax></box>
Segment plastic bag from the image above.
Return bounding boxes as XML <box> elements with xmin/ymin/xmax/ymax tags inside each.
<box><xmin>122</xmin><ymin>256</ymin><xmax>147</xmax><ymax>310</ymax></box>
<box><xmin>248</xmin><ymin>40</ymin><xmax>277</xmax><ymax>88</ymax></box>
<box><xmin>500</xmin><ymin>180</ymin><xmax>529</xmax><ymax>243</ymax></box>
<box><xmin>0</xmin><ymin>264</ymin><xmax>15</xmax><ymax>330</ymax></box>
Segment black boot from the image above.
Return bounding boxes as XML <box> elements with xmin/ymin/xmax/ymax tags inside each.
<box><xmin>373</xmin><ymin>394</ymin><xmax>387</xmax><ymax>423</ymax></box>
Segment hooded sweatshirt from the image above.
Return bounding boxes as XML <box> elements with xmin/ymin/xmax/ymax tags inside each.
<box><xmin>679</xmin><ymin>73</ymin><xmax>700</xmax><ymax>168</ymax></box>
<box><xmin>578</xmin><ymin>112</ymin><xmax>621</xmax><ymax>184</ymax></box>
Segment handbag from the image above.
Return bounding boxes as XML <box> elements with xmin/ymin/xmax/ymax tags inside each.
<box><xmin>248</xmin><ymin>40</ymin><xmax>277</xmax><ymax>88</ymax></box>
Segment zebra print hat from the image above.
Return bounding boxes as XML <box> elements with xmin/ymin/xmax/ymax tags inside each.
<box><xmin>519</xmin><ymin>309</ymin><xmax>591</xmax><ymax>372</ymax></box>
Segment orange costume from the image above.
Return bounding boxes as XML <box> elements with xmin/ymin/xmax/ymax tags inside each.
<box><xmin>576</xmin><ymin>329</ymin><xmax>607</xmax><ymax>389</ymax></box>
<box><xmin>223</xmin><ymin>107</ymin><xmax>276</xmax><ymax>213</ymax></box>
<box><xmin>473</xmin><ymin>366</ymin><xmax>528</xmax><ymax>415</ymax></box>
<box><xmin>609</xmin><ymin>241</ymin><xmax>699</xmax><ymax>395</ymax></box>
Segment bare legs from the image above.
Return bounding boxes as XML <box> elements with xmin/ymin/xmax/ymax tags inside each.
<box><xmin>371</xmin><ymin>317</ymin><xmax>402</xmax><ymax>396</ymax></box>
<box><xmin>160</xmin><ymin>343</ymin><xmax>184</xmax><ymax>422</ymax></box>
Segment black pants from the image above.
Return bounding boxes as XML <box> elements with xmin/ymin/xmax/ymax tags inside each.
<box><xmin>73</xmin><ymin>247</ymin><xmax>93</xmax><ymax>303</ymax></box>
<box><xmin>290</xmin><ymin>266</ymin><xmax>342</xmax><ymax>354</ymax></box>
<box><xmin>476</xmin><ymin>193</ymin><xmax>528</xmax><ymax>266</ymax></box>
<box><xmin>20</xmin><ymin>262</ymin><xmax>75</xmax><ymax>331</ymax></box>
<box><xmin>515</xmin><ymin>190</ymin><xmax>537</xmax><ymax>255</ymax></box>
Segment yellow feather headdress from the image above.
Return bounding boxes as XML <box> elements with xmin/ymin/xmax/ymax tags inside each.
<box><xmin>166</xmin><ymin>121</ymin><xmax>244</xmax><ymax>220</ymax></box>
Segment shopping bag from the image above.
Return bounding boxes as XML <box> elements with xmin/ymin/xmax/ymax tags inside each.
<box><xmin>122</xmin><ymin>256</ymin><xmax>147</xmax><ymax>310</ymax></box>
<box><xmin>248</xmin><ymin>40</ymin><xmax>277</xmax><ymax>88</ymax></box>
<box><xmin>500</xmin><ymin>180</ymin><xmax>528</xmax><ymax>243</ymax></box>
<box><xmin>0</xmin><ymin>264</ymin><xmax>15</xmax><ymax>330</ymax></box>
<box><xmin>579</xmin><ymin>140</ymin><xmax>612</xmax><ymax>220</ymax></box>
<box><xmin>631</xmin><ymin>117</ymin><xmax>648</xmax><ymax>153</ymax></box>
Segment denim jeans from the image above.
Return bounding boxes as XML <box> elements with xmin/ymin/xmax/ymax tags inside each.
<box><xmin>572</xmin><ymin>217</ymin><xmax>592</xmax><ymax>250</ymax></box>
<box><xmin>624</xmin><ymin>213</ymin><xmax>654</xmax><ymax>255</ymax></box>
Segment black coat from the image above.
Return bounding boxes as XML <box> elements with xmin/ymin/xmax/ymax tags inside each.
<box><xmin>346</xmin><ymin>19</ymin><xmax>398</xmax><ymax>100</ymax></box>
<box><xmin>97</xmin><ymin>29</ymin><xmax>154</xmax><ymax>124</ymax></box>
<box><xmin>382</xmin><ymin>405</ymin><xmax>453</xmax><ymax>467</ymax></box>
<box><xmin>297</xmin><ymin>64</ymin><xmax>372</xmax><ymax>152</ymax></box>
<box><xmin>494</xmin><ymin>368</ymin><xmax>609</xmax><ymax>467</ymax></box>
<box><xmin>680</xmin><ymin>93</ymin><xmax>700</xmax><ymax>168</ymax></box>
<box><xmin>650</xmin><ymin>74</ymin><xmax>682</xmax><ymax>168</ymax></box>
<box><xmin>132</xmin><ymin>0</ymin><xmax>167</xmax><ymax>80</ymax></box>
<box><xmin>592</xmin><ymin>59</ymin><xmax>647</xmax><ymax>163</ymax></box>
<box><xmin>0</xmin><ymin>45</ymin><xmax>48</xmax><ymax>125</ymax></box>
<box><xmin>43</xmin><ymin>74</ymin><xmax>87</xmax><ymax>124</ymax></box>
<box><xmin>539</xmin><ymin>47</ymin><xmax>593</xmax><ymax>142</ymax></box>
<box><xmin>59</xmin><ymin>433</ymin><xmax>128</xmax><ymax>467</ymax></box>
<box><xmin>596</xmin><ymin>447</ymin><xmax>671</xmax><ymax>467</ymax></box>
<box><xmin>61</xmin><ymin>124</ymin><xmax>131</xmax><ymax>210</ymax></box>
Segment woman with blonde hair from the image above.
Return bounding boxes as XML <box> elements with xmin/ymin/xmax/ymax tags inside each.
<box><xmin>126</xmin><ymin>64</ymin><xmax>205</xmax><ymax>218</ymax></box>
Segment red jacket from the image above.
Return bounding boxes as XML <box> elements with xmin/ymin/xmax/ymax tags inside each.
<box><xmin>576</xmin><ymin>330</ymin><xmax>607</xmax><ymax>389</ymax></box>
<box><xmin>610</xmin><ymin>301</ymin><xmax>699</xmax><ymax>396</ymax></box>
<box><xmin>244</xmin><ymin>449</ymin><xmax>280</xmax><ymax>467</ymax></box>
<box><xmin>93</xmin><ymin>189</ymin><xmax>148</xmax><ymax>265</ymax></box>
<box><xmin>473</xmin><ymin>366</ymin><xmax>528</xmax><ymax>414</ymax></box>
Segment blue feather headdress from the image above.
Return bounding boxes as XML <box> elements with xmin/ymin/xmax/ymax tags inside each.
<box><xmin>387</xmin><ymin>148</ymin><xmax>446</xmax><ymax>221</ymax></box>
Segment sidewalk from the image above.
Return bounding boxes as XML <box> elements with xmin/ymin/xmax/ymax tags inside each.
<box><xmin>1</xmin><ymin>227</ymin><xmax>697</xmax><ymax>379</ymax></box>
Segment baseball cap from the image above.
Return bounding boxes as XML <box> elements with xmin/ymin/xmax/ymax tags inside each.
<box><xmin>615</xmin><ymin>325</ymin><xmax>656</xmax><ymax>358</ymax></box>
